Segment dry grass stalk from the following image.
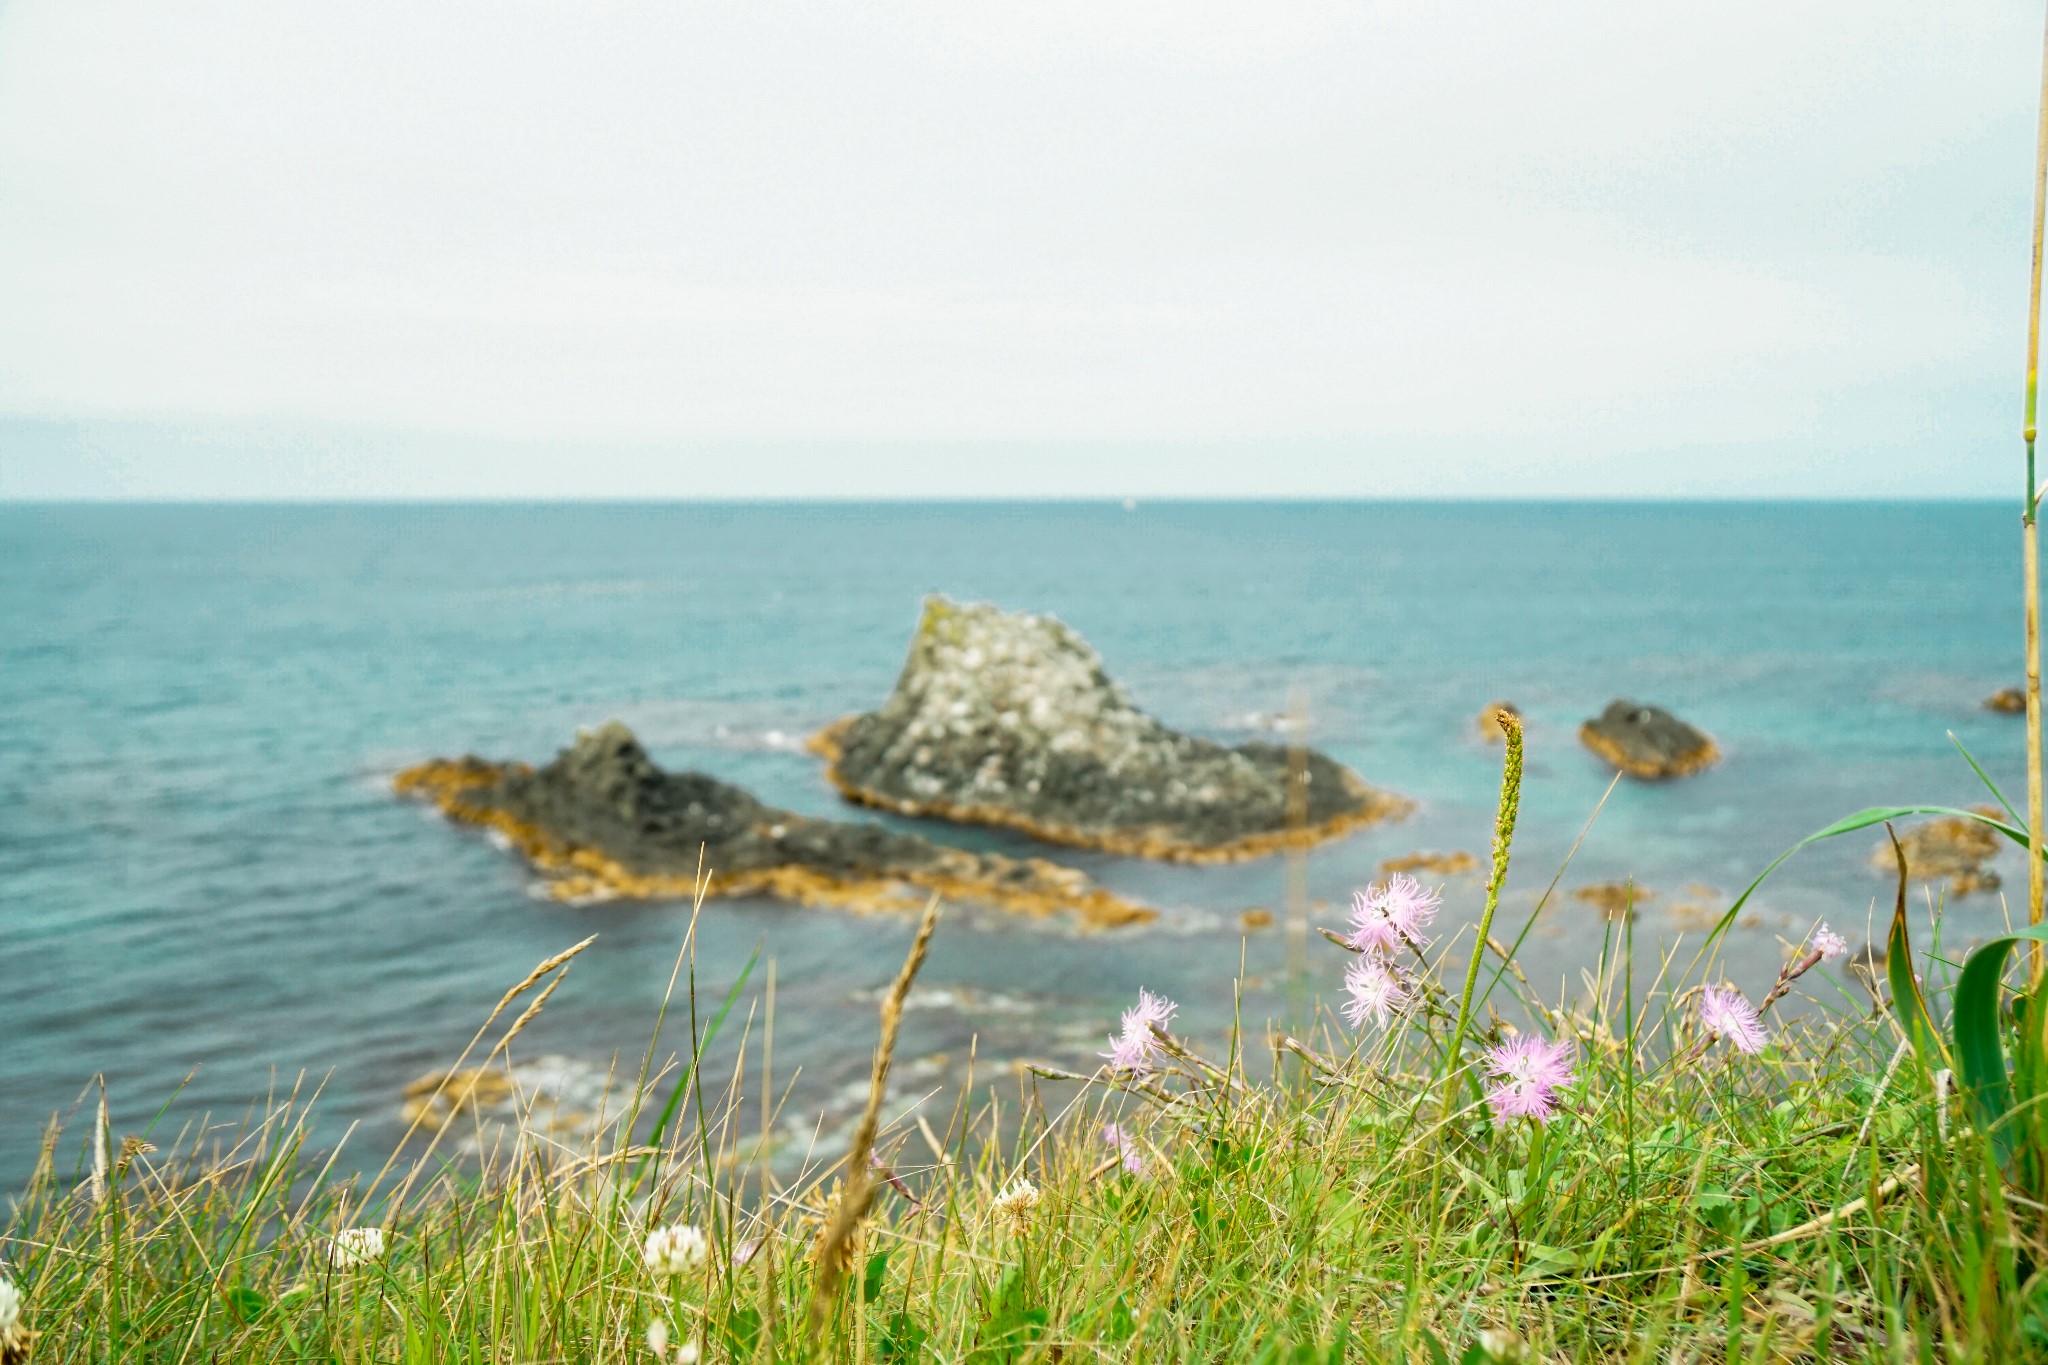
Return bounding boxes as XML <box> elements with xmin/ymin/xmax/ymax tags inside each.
<box><xmin>807</xmin><ymin>892</ymin><xmax>943</xmax><ymax>1349</ymax></box>
<box><xmin>366</xmin><ymin>933</ymin><xmax>595</xmax><ymax>1211</ymax></box>
<box><xmin>488</xmin><ymin>933</ymin><xmax>598</xmax><ymax>1025</ymax></box>
<box><xmin>487</xmin><ymin>971</ymin><xmax>566</xmax><ymax>1060</ymax></box>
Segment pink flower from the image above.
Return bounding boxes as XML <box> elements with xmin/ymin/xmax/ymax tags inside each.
<box><xmin>1481</xmin><ymin>1034</ymin><xmax>1577</xmax><ymax>1125</ymax></box>
<box><xmin>1101</xmin><ymin>989</ymin><xmax>1178</xmax><ymax>1074</ymax></box>
<box><xmin>1811</xmin><ymin>924</ymin><xmax>1848</xmax><ymax>961</ymax></box>
<box><xmin>1347</xmin><ymin>874</ymin><xmax>1442</xmax><ymax>954</ymax></box>
<box><xmin>1101</xmin><ymin>1123</ymin><xmax>1144</xmax><ymax>1175</ymax></box>
<box><xmin>1102</xmin><ymin>1028</ymin><xmax>1156</xmax><ymax>1073</ymax></box>
<box><xmin>1123</xmin><ymin>988</ymin><xmax>1177</xmax><ymax>1036</ymax></box>
<box><xmin>1340</xmin><ymin>955</ymin><xmax>1410</xmax><ymax>1029</ymax></box>
<box><xmin>1699</xmin><ymin>987</ymin><xmax>1768</xmax><ymax>1054</ymax></box>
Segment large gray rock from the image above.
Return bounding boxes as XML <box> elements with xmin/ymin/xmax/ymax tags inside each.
<box><xmin>1578</xmin><ymin>700</ymin><xmax>1719</xmax><ymax>780</ymax></box>
<box><xmin>811</xmin><ymin>597</ymin><xmax>1409</xmax><ymax>862</ymax></box>
<box><xmin>396</xmin><ymin>722</ymin><xmax>1151</xmax><ymax>928</ymax></box>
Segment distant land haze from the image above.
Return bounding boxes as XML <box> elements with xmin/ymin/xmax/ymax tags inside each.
<box><xmin>0</xmin><ymin>417</ymin><xmax>2019</xmax><ymax>501</ymax></box>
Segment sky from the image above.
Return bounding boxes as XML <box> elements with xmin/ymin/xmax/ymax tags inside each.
<box><xmin>1</xmin><ymin>1</ymin><xmax>2044</xmax><ymax>499</ymax></box>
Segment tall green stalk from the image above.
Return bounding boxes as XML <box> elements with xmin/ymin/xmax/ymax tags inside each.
<box><xmin>2026</xmin><ymin>7</ymin><xmax>2048</xmax><ymax>981</ymax></box>
<box><xmin>1442</xmin><ymin>708</ymin><xmax>1524</xmax><ymax>1114</ymax></box>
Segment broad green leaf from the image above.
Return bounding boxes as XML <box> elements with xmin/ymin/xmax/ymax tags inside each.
<box><xmin>880</xmin><ymin>1311</ymin><xmax>929</xmax><ymax>1363</ymax></box>
<box><xmin>1951</xmin><ymin>924</ymin><xmax>2048</xmax><ymax>1166</ymax></box>
<box><xmin>220</xmin><ymin>1285</ymin><xmax>267</xmax><ymax>1324</ymax></box>
<box><xmin>862</xmin><ymin>1249</ymin><xmax>891</xmax><ymax>1303</ymax></box>
<box><xmin>720</xmin><ymin>1306</ymin><xmax>762</xmax><ymax>1358</ymax></box>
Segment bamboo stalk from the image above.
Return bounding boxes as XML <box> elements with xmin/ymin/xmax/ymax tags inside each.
<box><xmin>2026</xmin><ymin>6</ymin><xmax>2048</xmax><ymax>982</ymax></box>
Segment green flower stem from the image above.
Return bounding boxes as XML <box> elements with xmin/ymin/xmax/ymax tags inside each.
<box><xmin>1442</xmin><ymin>709</ymin><xmax>1524</xmax><ymax>1119</ymax></box>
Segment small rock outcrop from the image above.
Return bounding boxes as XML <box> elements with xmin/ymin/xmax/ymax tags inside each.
<box><xmin>1875</xmin><ymin>809</ymin><xmax>2004</xmax><ymax>898</ymax></box>
<box><xmin>810</xmin><ymin>597</ymin><xmax>1411</xmax><ymax>862</ymax></box>
<box><xmin>396</xmin><ymin>723</ymin><xmax>1152</xmax><ymax>929</ymax></box>
<box><xmin>1572</xmin><ymin>882</ymin><xmax>1652</xmax><ymax>922</ymax></box>
<box><xmin>1984</xmin><ymin>687</ymin><xmax>2026</xmax><ymax>715</ymax></box>
<box><xmin>401</xmin><ymin>1056</ymin><xmax>629</xmax><ymax>1157</ymax></box>
<box><xmin>1578</xmin><ymin>700</ymin><xmax>1719</xmax><ymax>780</ymax></box>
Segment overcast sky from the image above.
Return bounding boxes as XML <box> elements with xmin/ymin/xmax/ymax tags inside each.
<box><xmin>1</xmin><ymin>1</ymin><xmax>2043</xmax><ymax>499</ymax></box>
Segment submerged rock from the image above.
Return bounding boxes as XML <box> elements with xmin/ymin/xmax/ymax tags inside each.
<box><xmin>396</xmin><ymin>722</ymin><xmax>1152</xmax><ymax>929</ymax></box>
<box><xmin>1578</xmin><ymin>700</ymin><xmax>1719</xmax><ymax>780</ymax></box>
<box><xmin>1572</xmin><ymin>882</ymin><xmax>1652</xmax><ymax>922</ymax></box>
<box><xmin>1874</xmin><ymin>808</ymin><xmax>2004</xmax><ymax>898</ymax></box>
<box><xmin>1984</xmin><ymin>687</ymin><xmax>2026</xmax><ymax>715</ymax></box>
<box><xmin>401</xmin><ymin>1055</ymin><xmax>631</xmax><ymax>1157</ymax></box>
<box><xmin>810</xmin><ymin>597</ymin><xmax>1410</xmax><ymax>862</ymax></box>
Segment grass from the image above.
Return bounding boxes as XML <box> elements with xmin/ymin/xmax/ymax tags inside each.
<box><xmin>9</xmin><ymin>733</ymin><xmax>2048</xmax><ymax>1365</ymax></box>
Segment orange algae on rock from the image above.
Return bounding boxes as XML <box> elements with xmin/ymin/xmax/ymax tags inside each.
<box><xmin>394</xmin><ymin>726</ymin><xmax>1153</xmax><ymax>930</ymax></box>
<box><xmin>810</xmin><ymin>597</ymin><xmax>1410</xmax><ymax>864</ymax></box>
<box><xmin>1379</xmin><ymin>850</ymin><xmax>1479</xmax><ymax>878</ymax></box>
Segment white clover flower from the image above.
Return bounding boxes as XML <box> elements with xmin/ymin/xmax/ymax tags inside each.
<box><xmin>328</xmin><ymin>1227</ymin><xmax>387</xmax><ymax>1270</ymax></box>
<box><xmin>642</xmin><ymin>1223</ymin><xmax>709</xmax><ymax>1276</ymax></box>
<box><xmin>645</xmin><ymin>1318</ymin><xmax>701</xmax><ymax>1364</ymax></box>
<box><xmin>0</xmin><ymin>1278</ymin><xmax>19</xmax><ymax>1333</ymax></box>
<box><xmin>989</xmin><ymin>1177</ymin><xmax>1041</xmax><ymax>1235</ymax></box>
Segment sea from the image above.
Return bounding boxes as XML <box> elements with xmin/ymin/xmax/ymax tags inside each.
<box><xmin>0</xmin><ymin>501</ymin><xmax>2029</xmax><ymax>1190</ymax></box>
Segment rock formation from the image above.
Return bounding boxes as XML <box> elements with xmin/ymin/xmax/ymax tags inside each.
<box><xmin>809</xmin><ymin>597</ymin><xmax>1410</xmax><ymax>862</ymax></box>
<box><xmin>1578</xmin><ymin>701</ymin><xmax>1719</xmax><ymax>780</ymax></box>
<box><xmin>396</xmin><ymin>722</ymin><xmax>1153</xmax><ymax>929</ymax></box>
<box><xmin>1984</xmin><ymin>687</ymin><xmax>2026</xmax><ymax>714</ymax></box>
<box><xmin>1874</xmin><ymin>809</ymin><xmax>2004</xmax><ymax>898</ymax></box>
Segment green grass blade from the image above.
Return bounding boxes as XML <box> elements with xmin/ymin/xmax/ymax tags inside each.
<box><xmin>1702</xmin><ymin>804</ymin><xmax>2038</xmax><ymax>961</ymax></box>
<box><xmin>632</xmin><ymin>944</ymin><xmax>760</xmax><ymax>1188</ymax></box>
<box><xmin>1883</xmin><ymin>829</ymin><xmax>1945</xmax><ymax>1076</ymax></box>
<box><xmin>1947</xmin><ymin>732</ymin><xmax>2025</xmax><ymax>825</ymax></box>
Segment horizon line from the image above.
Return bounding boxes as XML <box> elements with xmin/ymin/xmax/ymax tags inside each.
<box><xmin>0</xmin><ymin>494</ymin><xmax>2014</xmax><ymax>507</ymax></box>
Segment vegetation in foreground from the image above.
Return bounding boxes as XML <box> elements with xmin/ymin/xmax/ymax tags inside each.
<box><xmin>9</xmin><ymin>716</ymin><xmax>2048</xmax><ymax>1364</ymax></box>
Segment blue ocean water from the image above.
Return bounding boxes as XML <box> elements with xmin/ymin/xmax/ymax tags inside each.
<box><xmin>0</xmin><ymin>501</ymin><xmax>2028</xmax><ymax>1186</ymax></box>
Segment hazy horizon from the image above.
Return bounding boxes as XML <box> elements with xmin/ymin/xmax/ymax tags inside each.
<box><xmin>4</xmin><ymin>3</ymin><xmax>2044</xmax><ymax>499</ymax></box>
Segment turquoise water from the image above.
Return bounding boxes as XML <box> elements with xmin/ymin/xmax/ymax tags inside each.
<box><xmin>0</xmin><ymin>501</ymin><xmax>2027</xmax><ymax>1184</ymax></box>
